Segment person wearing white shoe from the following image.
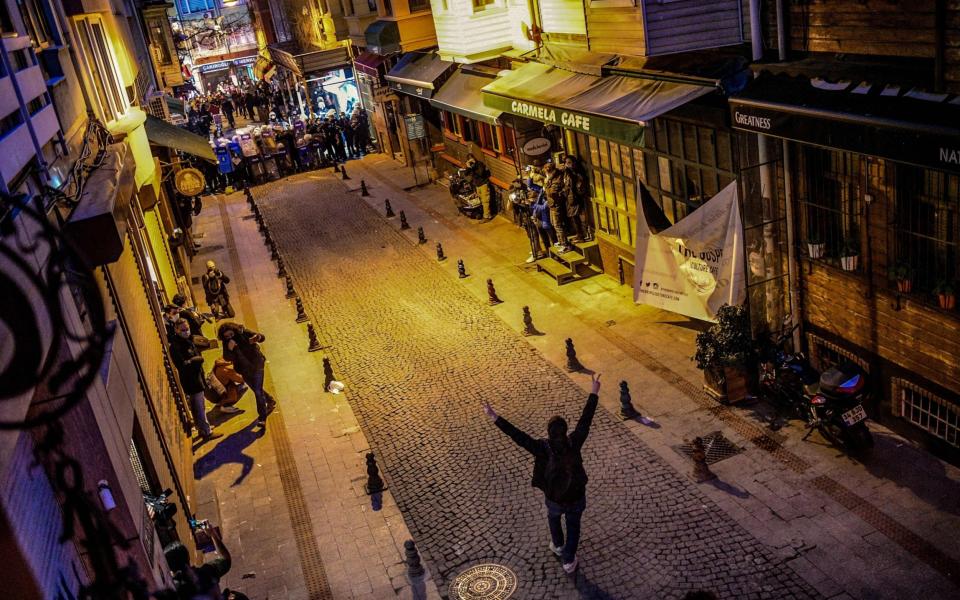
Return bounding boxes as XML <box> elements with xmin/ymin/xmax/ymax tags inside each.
<box><xmin>484</xmin><ymin>374</ymin><xmax>601</xmax><ymax>574</ymax></box>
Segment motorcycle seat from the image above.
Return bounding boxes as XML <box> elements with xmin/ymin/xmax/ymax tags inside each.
<box><xmin>820</xmin><ymin>363</ymin><xmax>865</xmax><ymax>395</ymax></box>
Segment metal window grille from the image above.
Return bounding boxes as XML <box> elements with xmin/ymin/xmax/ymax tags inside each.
<box><xmin>128</xmin><ymin>439</ymin><xmax>153</xmax><ymax>494</ymax></box>
<box><xmin>564</xmin><ymin>118</ymin><xmax>734</xmax><ymax>249</ymax></box>
<box><xmin>892</xmin><ymin>377</ymin><xmax>959</xmax><ymax>447</ymax></box>
<box><xmin>892</xmin><ymin>165</ymin><xmax>959</xmax><ymax>295</ymax></box>
<box><xmin>807</xmin><ymin>332</ymin><xmax>870</xmax><ymax>373</ymax></box>
<box><xmin>798</xmin><ymin>147</ymin><xmax>863</xmax><ymax>268</ymax></box>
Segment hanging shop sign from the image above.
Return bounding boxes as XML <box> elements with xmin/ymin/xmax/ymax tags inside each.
<box><xmin>175</xmin><ymin>168</ymin><xmax>206</xmax><ymax>197</ymax></box>
<box><xmin>521</xmin><ymin>137</ymin><xmax>551</xmax><ymax>156</ymax></box>
<box><xmin>729</xmin><ymin>101</ymin><xmax>960</xmax><ymax>176</ymax></box>
<box><xmin>198</xmin><ymin>61</ymin><xmax>230</xmax><ymax>74</ymax></box>
<box><xmin>633</xmin><ymin>181</ymin><xmax>745</xmax><ymax>322</ymax></box>
<box><xmin>403</xmin><ymin>114</ymin><xmax>427</xmax><ymax>140</ymax></box>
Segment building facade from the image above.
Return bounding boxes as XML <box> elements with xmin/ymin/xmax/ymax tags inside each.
<box><xmin>730</xmin><ymin>0</ymin><xmax>960</xmax><ymax>462</ymax></box>
<box><xmin>0</xmin><ymin>0</ymin><xmax>214</xmax><ymax>595</ymax></box>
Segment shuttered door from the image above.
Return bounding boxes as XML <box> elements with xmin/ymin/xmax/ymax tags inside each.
<box><xmin>539</xmin><ymin>0</ymin><xmax>587</xmax><ymax>36</ymax></box>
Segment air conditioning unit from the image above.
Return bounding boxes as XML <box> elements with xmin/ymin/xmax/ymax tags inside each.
<box><xmin>146</xmin><ymin>93</ymin><xmax>188</xmax><ymax>126</ymax></box>
<box><xmin>147</xmin><ymin>93</ymin><xmax>171</xmax><ymax>121</ymax></box>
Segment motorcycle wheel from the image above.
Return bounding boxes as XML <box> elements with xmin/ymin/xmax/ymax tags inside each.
<box><xmin>843</xmin><ymin>424</ymin><xmax>874</xmax><ymax>455</ymax></box>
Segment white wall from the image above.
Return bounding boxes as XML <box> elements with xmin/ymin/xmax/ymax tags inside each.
<box><xmin>431</xmin><ymin>0</ymin><xmax>533</xmax><ymax>61</ymax></box>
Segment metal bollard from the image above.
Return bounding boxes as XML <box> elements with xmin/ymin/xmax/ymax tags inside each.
<box><xmin>618</xmin><ymin>381</ymin><xmax>640</xmax><ymax>420</ymax></box>
<box><xmin>565</xmin><ymin>338</ymin><xmax>584</xmax><ymax>372</ymax></box>
<box><xmin>307</xmin><ymin>323</ymin><xmax>322</xmax><ymax>352</ymax></box>
<box><xmin>522</xmin><ymin>306</ymin><xmax>538</xmax><ymax>336</ymax></box>
<box><xmin>404</xmin><ymin>539</ymin><xmax>425</xmax><ymax>578</ymax></box>
<box><xmin>487</xmin><ymin>279</ymin><xmax>502</xmax><ymax>305</ymax></box>
<box><xmin>364</xmin><ymin>452</ymin><xmax>385</xmax><ymax>495</ymax></box>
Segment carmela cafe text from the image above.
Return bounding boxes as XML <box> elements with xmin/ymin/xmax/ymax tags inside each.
<box><xmin>510</xmin><ymin>100</ymin><xmax>592</xmax><ymax>131</ymax></box>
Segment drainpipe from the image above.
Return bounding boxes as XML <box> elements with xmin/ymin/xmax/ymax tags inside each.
<box><xmin>772</xmin><ymin>0</ymin><xmax>802</xmax><ymax>349</ymax></box>
<box><xmin>748</xmin><ymin>0</ymin><xmax>780</xmax><ymax>330</ymax></box>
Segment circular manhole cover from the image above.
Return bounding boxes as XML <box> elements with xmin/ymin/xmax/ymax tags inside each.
<box><xmin>450</xmin><ymin>563</ymin><xmax>517</xmax><ymax>599</ymax></box>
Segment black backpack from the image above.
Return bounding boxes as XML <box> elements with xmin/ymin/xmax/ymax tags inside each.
<box><xmin>543</xmin><ymin>441</ymin><xmax>577</xmax><ymax>500</ymax></box>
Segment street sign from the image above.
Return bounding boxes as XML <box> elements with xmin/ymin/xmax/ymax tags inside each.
<box><xmin>404</xmin><ymin>114</ymin><xmax>427</xmax><ymax>140</ymax></box>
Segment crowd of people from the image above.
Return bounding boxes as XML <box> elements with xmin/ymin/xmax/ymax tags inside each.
<box><xmin>164</xmin><ymin>259</ymin><xmax>278</xmax><ymax>446</ymax></box>
<box><xmin>509</xmin><ymin>154</ymin><xmax>594</xmax><ymax>263</ymax></box>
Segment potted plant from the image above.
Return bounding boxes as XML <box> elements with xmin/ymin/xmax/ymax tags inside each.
<box><xmin>840</xmin><ymin>237</ymin><xmax>859</xmax><ymax>272</ymax></box>
<box><xmin>694</xmin><ymin>304</ymin><xmax>755</xmax><ymax>403</ymax></box>
<box><xmin>807</xmin><ymin>232</ymin><xmax>825</xmax><ymax>259</ymax></box>
<box><xmin>934</xmin><ymin>280</ymin><xmax>956</xmax><ymax>310</ymax></box>
<box><xmin>888</xmin><ymin>261</ymin><xmax>913</xmax><ymax>294</ymax></box>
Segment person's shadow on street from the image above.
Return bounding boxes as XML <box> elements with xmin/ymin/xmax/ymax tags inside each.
<box><xmin>572</xmin><ymin>571</ymin><xmax>616</xmax><ymax>599</ymax></box>
<box><xmin>193</xmin><ymin>422</ymin><xmax>260</xmax><ymax>486</ymax></box>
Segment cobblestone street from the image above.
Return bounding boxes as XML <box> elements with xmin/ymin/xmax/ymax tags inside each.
<box><xmin>188</xmin><ymin>157</ymin><xmax>960</xmax><ymax>600</ymax></box>
<box><xmin>250</xmin><ymin>171</ymin><xmax>819</xmax><ymax>599</ymax></box>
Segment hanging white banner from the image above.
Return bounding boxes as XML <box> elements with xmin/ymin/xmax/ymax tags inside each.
<box><xmin>633</xmin><ymin>180</ymin><xmax>745</xmax><ymax>322</ymax></box>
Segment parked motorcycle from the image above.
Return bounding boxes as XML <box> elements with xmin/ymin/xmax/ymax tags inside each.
<box><xmin>759</xmin><ymin>319</ymin><xmax>874</xmax><ymax>454</ymax></box>
<box><xmin>448</xmin><ymin>168</ymin><xmax>483</xmax><ymax>219</ymax></box>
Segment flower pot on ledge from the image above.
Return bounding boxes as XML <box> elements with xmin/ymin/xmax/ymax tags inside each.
<box><xmin>841</xmin><ymin>254</ymin><xmax>859</xmax><ymax>271</ymax></box>
<box><xmin>807</xmin><ymin>242</ymin><xmax>825</xmax><ymax>259</ymax></box>
<box><xmin>939</xmin><ymin>293</ymin><xmax>956</xmax><ymax>310</ymax></box>
<box><xmin>896</xmin><ymin>279</ymin><xmax>912</xmax><ymax>294</ymax></box>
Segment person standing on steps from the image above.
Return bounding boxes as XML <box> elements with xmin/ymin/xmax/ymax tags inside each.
<box><xmin>543</xmin><ymin>161</ymin><xmax>569</xmax><ymax>251</ymax></box>
<box><xmin>483</xmin><ymin>373</ymin><xmax>601</xmax><ymax>574</ymax></box>
<box><xmin>170</xmin><ymin>319</ymin><xmax>222</xmax><ymax>442</ymax></box>
<box><xmin>218</xmin><ymin>322</ymin><xmax>276</xmax><ymax>429</ymax></box>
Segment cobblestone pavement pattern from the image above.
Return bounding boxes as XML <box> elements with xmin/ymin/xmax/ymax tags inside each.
<box><xmin>253</xmin><ymin>173</ymin><xmax>821</xmax><ymax>600</ymax></box>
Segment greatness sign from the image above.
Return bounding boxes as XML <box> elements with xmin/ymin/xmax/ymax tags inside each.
<box><xmin>633</xmin><ymin>181</ymin><xmax>745</xmax><ymax>322</ymax></box>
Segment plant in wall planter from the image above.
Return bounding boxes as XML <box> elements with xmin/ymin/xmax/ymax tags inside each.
<box><xmin>888</xmin><ymin>261</ymin><xmax>913</xmax><ymax>294</ymax></box>
<box><xmin>694</xmin><ymin>304</ymin><xmax>755</xmax><ymax>404</ymax></box>
<box><xmin>934</xmin><ymin>280</ymin><xmax>956</xmax><ymax>310</ymax></box>
<box><xmin>807</xmin><ymin>232</ymin><xmax>825</xmax><ymax>259</ymax></box>
<box><xmin>840</xmin><ymin>238</ymin><xmax>860</xmax><ymax>272</ymax></box>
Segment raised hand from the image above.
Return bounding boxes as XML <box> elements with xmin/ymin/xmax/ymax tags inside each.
<box><xmin>482</xmin><ymin>402</ymin><xmax>498</xmax><ymax>422</ymax></box>
<box><xmin>591</xmin><ymin>373</ymin><xmax>602</xmax><ymax>395</ymax></box>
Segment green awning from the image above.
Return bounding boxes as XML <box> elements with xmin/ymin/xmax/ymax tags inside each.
<box><xmin>144</xmin><ymin>115</ymin><xmax>215</xmax><ymax>163</ymax></box>
<box><xmin>365</xmin><ymin>20</ymin><xmax>400</xmax><ymax>56</ymax></box>
<box><xmin>429</xmin><ymin>69</ymin><xmax>502</xmax><ymax>126</ymax></box>
<box><xmin>481</xmin><ymin>61</ymin><xmax>713</xmax><ymax>146</ymax></box>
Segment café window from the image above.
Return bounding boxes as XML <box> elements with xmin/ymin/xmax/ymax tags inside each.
<box><xmin>478</xmin><ymin>123</ymin><xmax>501</xmax><ymax>153</ymax></box>
<box><xmin>409</xmin><ymin>0</ymin><xmax>430</xmax><ymax>11</ymax></box>
<box><xmin>799</xmin><ymin>147</ymin><xmax>863</xmax><ymax>269</ymax></box>
<box><xmin>473</xmin><ymin>0</ymin><xmax>496</xmax><ymax>11</ymax></box>
<box><xmin>502</xmin><ymin>124</ymin><xmax>518</xmax><ymax>159</ymax></box>
<box><xmin>893</xmin><ymin>165</ymin><xmax>959</xmax><ymax>296</ymax></box>
<box><xmin>565</xmin><ymin>117</ymin><xmax>734</xmax><ymax>248</ymax></box>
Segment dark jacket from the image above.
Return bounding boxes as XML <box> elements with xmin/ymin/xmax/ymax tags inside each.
<box><xmin>544</xmin><ymin>171</ymin><xmax>565</xmax><ymax>210</ymax></box>
<box><xmin>170</xmin><ymin>334</ymin><xmax>206</xmax><ymax>394</ymax></box>
<box><xmin>202</xmin><ymin>270</ymin><xmax>230</xmax><ymax>301</ymax></box>
<box><xmin>494</xmin><ymin>393</ymin><xmax>598</xmax><ymax>504</ymax></box>
<box><xmin>563</xmin><ymin>169</ymin><xmax>586</xmax><ymax>217</ymax></box>
<box><xmin>468</xmin><ymin>160</ymin><xmax>490</xmax><ymax>187</ymax></box>
<box><xmin>222</xmin><ymin>327</ymin><xmax>266</xmax><ymax>379</ymax></box>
